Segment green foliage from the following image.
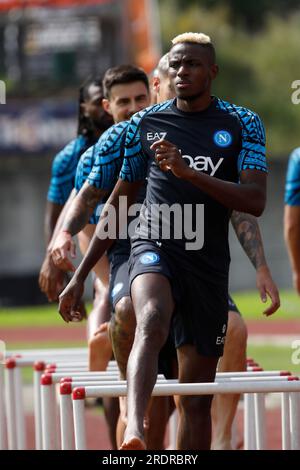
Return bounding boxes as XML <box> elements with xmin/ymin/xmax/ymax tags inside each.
<box><xmin>158</xmin><ymin>3</ymin><xmax>300</xmax><ymax>157</ymax></box>
<box><xmin>159</xmin><ymin>0</ymin><xmax>300</xmax><ymax>31</ymax></box>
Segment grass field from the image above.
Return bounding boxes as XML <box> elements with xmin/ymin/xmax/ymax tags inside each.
<box><xmin>247</xmin><ymin>344</ymin><xmax>300</xmax><ymax>375</ymax></box>
<box><xmin>0</xmin><ymin>289</ymin><xmax>299</xmax><ymax>327</ymax></box>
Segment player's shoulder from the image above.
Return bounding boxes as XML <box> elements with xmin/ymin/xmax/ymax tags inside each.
<box><xmin>51</xmin><ymin>136</ymin><xmax>82</xmax><ymax>175</ymax></box>
<box><xmin>215</xmin><ymin>97</ymin><xmax>263</xmax><ymax>129</ymax></box>
<box><xmin>288</xmin><ymin>147</ymin><xmax>300</xmax><ymax>165</ymax></box>
<box><xmin>64</xmin><ymin>134</ymin><xmax>88</xmax><ymax>156</ymax></box>
<box><xmin>125</xmin><ymin>100</ymin><xmax>173</xmax><ymax>145</ymax></box>
<box><xmin>77</xmin><ymin>143</ymin><xmax>96</xmax><ymax>168</ymax></box>
<box><xmin>99</xmin><ymin>120</ymin><xmax>129</xmax><ymax>141</ymax></box>
<box><xmin>96</xmin><ymin>120</ymin><xmax>129</xmax><ymax>152</ymax></box>
<box><xmin>130</xmin><ymin>100</ymin><xmax>173</xmax><ymax>127</ymax></box>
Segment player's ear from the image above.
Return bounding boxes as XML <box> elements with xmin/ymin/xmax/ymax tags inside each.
<box><xmin>102</xmin><ymin>98</ymin><xmax>112</xmax><ymax>116</ymax></box>
<box><xmin>210</xmin><ymin>64</ymin><xmax>219</xmax><ymax>80</ymax></box>
<box><xmin>152</xmin><ymin>76</ymin><xmax>160</xmax><ymax>94</ymax></box>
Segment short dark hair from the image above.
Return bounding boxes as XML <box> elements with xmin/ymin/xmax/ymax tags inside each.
<box><xmin>103</xmin><ymin>65</ymin><xmax>149</xmax><ymax>98</ymax></box>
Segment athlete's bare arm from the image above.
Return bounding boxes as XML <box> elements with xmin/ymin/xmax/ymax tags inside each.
<box><xmin>284</xmin><ymin>205</ymin><xmax>300</xmax><ymax>294</ymax></box>
<box><xmin>62</xmin><ymin>181</ymin><xmax>106</xmax><ymax>235</ymax></box>
<box><xmin>231</xmin><ymin>211</ymin><xmax>266</xmax><ymax>270</ymax></box>
<box><xmin>58</xmin><ymin>179</ymin><xmax>142</xmax><ymax>322</ymax></box>
<box><xmin>231</xmin><ymin>211</ymin><xmax>280</xmax><ymax>315</ymax></box>
<box><xmin>152</xmin><ymin>139</ymin><xmax>266</xmax><ymax>217</ymax></box>
<box><xmin>39</xmin><ymin>192</ymin><xmax>77</xmax><ymax>300</ymax></box>
<box><xmin>51</xmin><ymin>182</ymin><xmax>107</xmax><ymax>271</ymax></box>
<box><xmin>44</xmin><ymin>201</ymin><xmax>63</xmax><ymax>245</ymax></box>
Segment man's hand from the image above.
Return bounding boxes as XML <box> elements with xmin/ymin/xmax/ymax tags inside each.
<box><xmin>150</xmin><ymin>139</ymin><xmax>192</xmax><ymax>179</ymax></box>
<box><xmin>39</xmin><ymin>254</ymin><xmax>65</xmax><ymax>302</ymax></box>
<box><xmin>51</xmin><ymin>230</ymin><xmax>76</xmax><ymax>272</ymax></box>
<box><xmin>58</xmin><ymin>276</ymin><xmax>85</xmax><ymax>323</ymax></box>
<box><xmin>256</xmin><ymin>265</ymin><xmax>280</xmax><ymax>316</ymax></box>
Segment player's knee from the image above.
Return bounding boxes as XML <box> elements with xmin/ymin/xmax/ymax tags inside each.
<box><xmin>178</xmin><ymin>394</ymin><xmax>213</xmax><ymax>419</ymax></box>
<box><xmin>88</xmin><ymin>331</ymin><xmax>110</xmax><ymax>354</ymax></box>
<box><xmin>136</xmin><ymin>302</ymin><xmax>169</xmax><ymax>347</ymax></box>
<box><xmin>226</xmin><ymin>313</ymin><xmax>247</xmax><ymax>351</ymax></box>
<box><xmin>114</xmin><ymin>297</ymin><xmax>136</xmax><ymax>331</ymax></box>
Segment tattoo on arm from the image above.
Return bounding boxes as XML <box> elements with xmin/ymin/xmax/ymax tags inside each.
<box><xmin>231</xmin><ymin>210</ymin><xmax>267</xmax><ymax>269</ymax></box>
<box><xmin>63</xmin><ymin>183</ymin><xmax>106</xmax><ymax>236</ymax></box>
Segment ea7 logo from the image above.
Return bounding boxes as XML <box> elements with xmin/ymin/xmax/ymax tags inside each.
<box><xmin>147</xmin><ymin>132</ymin><xmax>167</xmax><ymax>141</ymax></box>
<box><xmin>182</xmin><ymin>155</ymin><xmax>224</xmax><ymax>176</ymax></box>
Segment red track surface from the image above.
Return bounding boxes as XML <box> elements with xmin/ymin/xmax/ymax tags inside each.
<box><xmin>2</xmin><ymin>319</ymin><xmax>300</xmax><ymax>344</ymax></box>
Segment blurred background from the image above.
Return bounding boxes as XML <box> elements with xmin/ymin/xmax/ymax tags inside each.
<box><xmin>0</xmin><ymin>0</ymin><xmax>299</xmax><ymax>306</ymax></box>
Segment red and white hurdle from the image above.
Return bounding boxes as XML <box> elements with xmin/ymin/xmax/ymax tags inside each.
<box><xmin>69</xmin><ymin>379</ymin><xmax>300</xmax><ymax>450</ymax></box>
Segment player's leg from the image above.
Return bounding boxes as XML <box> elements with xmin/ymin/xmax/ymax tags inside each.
<box><xmin>176</xmin><ymin>345</ymin><xmax>219</xmax><ymax>450</ymax></box>
<box><xmin>88</xmin><ymin>278</ymin><xmax>112</xmax><ymax>371</ymax></box>
<box><xmin>109</xmin><ymin>261</ymin><xmax>172</xmax><ymax>450</ymax></box>
<box><xmin>144</xmin><ymin>340</ymin><xmax>177</xmax><ymax>450</ymax></box>
<box><xmin>78</xmin><ymin>225</ymin><xmax>111</xmax><ymax>337</ymax></box>
<box><xmin>110</xmin><ymin>295</ymin><xmax>135</xmax><ymax>448</ymax></box>
<box><xmin>211</xmin><ymin>307</ymin><xmax>247</xmax><ymax>450</ymax></box>
<box><xmin>120</xmin><ymin>272</ymin><xmax>174</xmax><ymax>450</ymax></box>
<box><xmin>172</xmin><ymin>274</ymin><xmax>228</xmax><ymax>450</ymax></box>
<box><xmin>78</xmin><ymin>226</ymin><xmax>118</xmax><ymax>449</ymax></box>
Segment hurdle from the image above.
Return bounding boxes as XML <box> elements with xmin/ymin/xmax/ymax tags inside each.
<box><xmin>51</xmin><ymin>369</ymin><xmax>296</xmax><ymax>450</ymax></box>
<box><xmin>69</xmin><ymin>379</ymin><xmax>300</xmax><ymax>450</ymax></box>
<box><xmin>2</xmin><ymin>346</ymin><xmax>297</xmax><ymax>451</ymax></box>
<box><xmin>1</xmin><ymin>347</ymin><xmax>91</xmax><ymax>449</ymax></box>
<box><xmin>39</xmin><ymin>368</ymin><xmax>295</xmax><ymax>450</ymax></box>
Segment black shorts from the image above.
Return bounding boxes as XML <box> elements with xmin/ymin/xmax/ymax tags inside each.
<box><xmin>129</xmin><ymin>242</ymin><xmax>228</xmax><ymax>358</ymax></box>
<box><xmin>108</xmin><ymin>249</ymin><xmax>175</xmax><ymax>378</ymax></box>
<box><xmin>228</xmin><ymin>294</ymin><xmax>241</xmax><ymax>315</ymax></box>
<box><xmin>109</xmin><ymin>254</ymin><xmax>130</xmax><ymax>309</ymax></box>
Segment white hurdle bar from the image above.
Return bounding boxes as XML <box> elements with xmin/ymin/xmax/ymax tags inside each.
<box><xmin>70</xmin><ymin>380</ymin><xmax>300</xmax><ymax>450</ymax></box>
<box><xmin>60</xmin><ymin>375</ymin><xmax>297</xmax><ymax>451</ymax></box>
<box><xmin>41</xmin><ymin>369</ymin><xmax>294</xmax><ymax>451</ymax></box>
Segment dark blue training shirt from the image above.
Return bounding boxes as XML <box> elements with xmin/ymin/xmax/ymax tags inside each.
<box><xmin>75</xmin><ymin>121</ymin><xmax>129</xmax><ymax>224</ymax></box>
<box><xmin>120</xmin><ymin>97</ymin><xmax>267</xmax><ymax>283</ymax></box>
<box><xmin>47</xmin><ymin>135</ymin><xmax>93</xmax><ymax>205</ymax></box>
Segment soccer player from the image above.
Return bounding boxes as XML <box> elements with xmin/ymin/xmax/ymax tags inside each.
<box><xmin>39</xmin><ymin>78</ymin><xmax>118</xmax><ymax>447</ymax></box>
<box><xmin>150</xmin><ymin>52</ymin><xmax>280</xmax><ymax>450</ymax></box>
<box><xmin>57</xmin><ymin>32</ymin><xmax>272</xmax><ymax>450</ymax></box>
<box><xmin>284</xmin><ymin>147</ymin><xmax>300</xmax><ymax>295</ymax></box>
<box><xmin>39</xmin><ymin>77</ymin><xmax>112</xmax><ymax>320</ymax></box>
<box><xmin>52</xmin><ymin>65</ymin><xmax>171</xmax><ymax>449</ymax></box>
